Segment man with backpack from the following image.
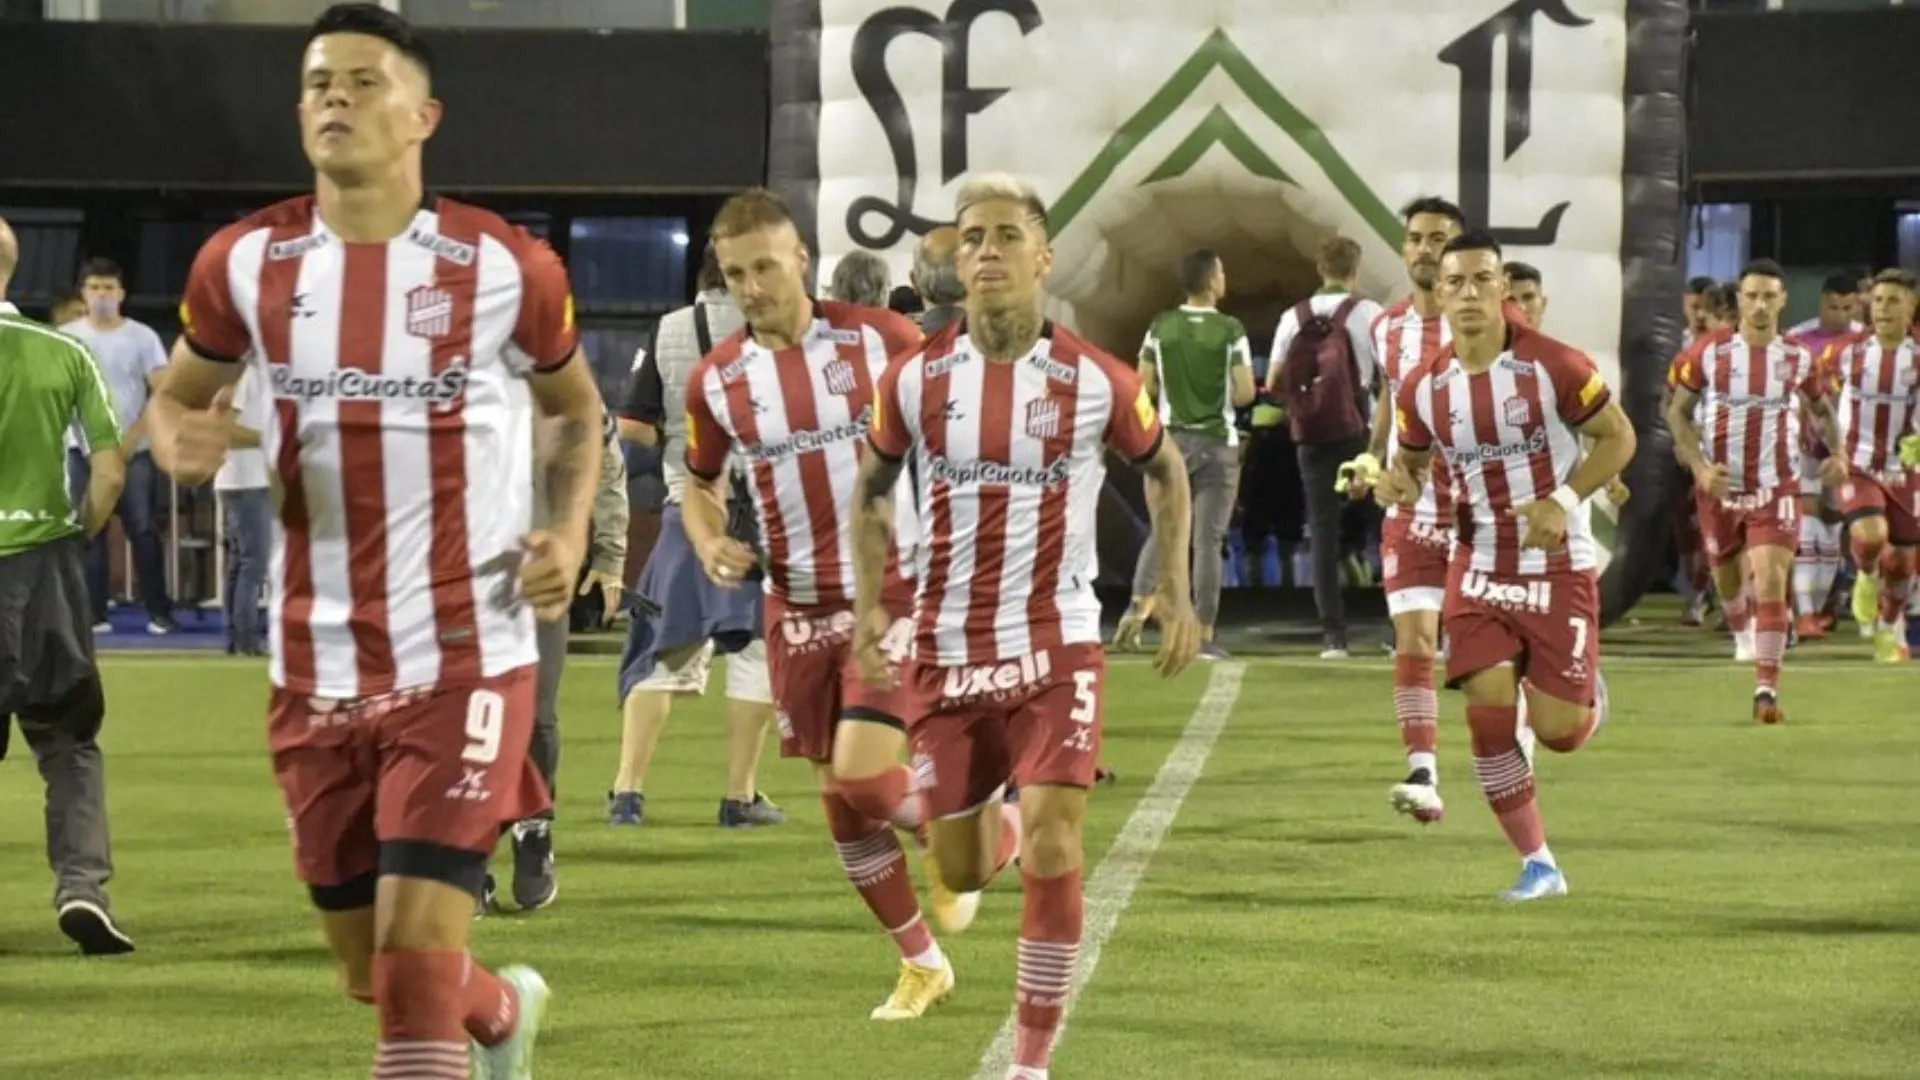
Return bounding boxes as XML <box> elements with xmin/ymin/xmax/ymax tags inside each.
<box><xmin>1266</xmin><ymin>235</ymin><xmax>1384</xmax><ymax>656</ymax></box>
<box><xmin>1114</xmin><ymin>249</ymin><xmax>1256</xmax><ymax>659</ymax></box>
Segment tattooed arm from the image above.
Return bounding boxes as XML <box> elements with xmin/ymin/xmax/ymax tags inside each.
<box><xmin>521</xmin><ymin>350</ymin><xmax>607</xmax><ymax>618</ymax></box>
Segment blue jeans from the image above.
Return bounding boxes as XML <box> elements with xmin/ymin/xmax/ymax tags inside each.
<box><xmin>67</xmin><ymin>449</ymin><xmax>172</xmax><ymax>625</ymax></box>
<box><xmin>219</xmin><ymin>488</ymin><xmax>270</xmax><ymax>653</ymax></box>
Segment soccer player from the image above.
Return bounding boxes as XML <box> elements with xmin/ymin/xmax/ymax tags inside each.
<box><xmin>1505</xmin><ymin>261</ymin><xmax>1548</xmax><ymax>330</ymax></box>
<box><xmin>1350</xmin><ymin>196</ymin><xmax>1463</xmax><ymax>823</ymax></box>
<box><xmin>852</xmin><ymin>172</ymin><xmax>1201</xmax><ymax>1080</ymax></box>
<box><xmin>1378</xmin><ymin>230</ymin><xmax>1635</xmax><ymax>901</ymax></box>
<box><xmin>1820</xmin><ymin>269</ymin><xmax>1920</xmax><ymax>662</ymax></box>
<box><xmin>681</xmin><ymin>188</ymin><xmax>976</xmax><ymax>1021</ymax></box>
<box><xmin>145</xmin><ymin>7</ymin><xmax>586</xmax><ymax>1076</ymax></box>
<box><xmin>0</xmin><ymin>217</ymin><xmax>136</xmax><ymax>955</ymax></box>
<box><xmin>1667</xmin><ymin>260</ymin><xmax>1842</xmax><ymax>723</ymax></box>
<box><xmin>1784</xmin><ymin>273</ymin><xmax>1865</xmax><ymax>638</ymax></box>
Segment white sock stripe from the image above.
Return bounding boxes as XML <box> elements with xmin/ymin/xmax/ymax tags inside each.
<box><xmin>1472</xmin><ymin>752</ymin><xmax>1533</xmax><ymax>798</ymax></box>
<box><xmin>835</xmin><ymin>833</ymin><xmax>906</xmax><ymax>884</ymax></box>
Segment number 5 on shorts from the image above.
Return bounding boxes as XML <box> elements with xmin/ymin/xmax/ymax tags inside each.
<box><xmin>463</xmin><ymin>689</ymin><xmax>505</xmax><ymax>765</ymax></box>
<box><xmin>1068</xmin><ymin>670</ymin><xmax>1098</xmax><ymax>725</ymax></box>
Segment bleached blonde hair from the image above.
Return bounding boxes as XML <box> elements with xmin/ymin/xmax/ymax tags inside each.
<box><xmin>954</xmin><ymin>173</ymin><xmax>1049</xmax><ymax>234</ymax></box>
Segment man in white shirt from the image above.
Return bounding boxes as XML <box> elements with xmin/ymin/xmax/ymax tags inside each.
<box><xmin>61</xmin><ymin>259</ymin><xmax>175</xmax><ymax>635</ymax></box>
<box><xmin>213</xmin><ymin>366</ymin><xmax>270</xmax><ymax>656</ymax></box>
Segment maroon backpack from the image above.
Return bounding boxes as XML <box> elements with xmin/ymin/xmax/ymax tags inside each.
<box><xmin>1278</xmin><ymin>297</ymin><xmax>1369</xmax><ymax>445</ymax></box>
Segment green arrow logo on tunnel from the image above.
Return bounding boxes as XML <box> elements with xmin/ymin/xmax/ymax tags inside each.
<box><xmin>1047</xmin><ymin>28</ymin><xmax>1403</xmax><ymax>249</ymax></box>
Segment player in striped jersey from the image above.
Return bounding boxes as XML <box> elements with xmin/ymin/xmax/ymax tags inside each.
<box><xmin>1379</xmin><ymin>231</ymin><xmax>1635</xmax><ymax>901</ymax></box>
<box><xmin>682</xmin><ymin>189</ymin><xmax>981</xmax><ymax>1023</ymax></box>
<box><xmin>853</xmin><ymin>173</ymin><xmax>1200</xmax><ymax>1080</ymax></box>
<box><xmin>1820</xmin><ymin>269</ymin><xmax>1920</xmax><ymax>662</ymax></box>
<box><xmin>1668</xmin><ymin>261</ymin><xmax>1844</xmax><ymax>723</ymax></box>
<box><xmin>1347</xmin><ymin>196</ymin><xmax>1461</xmax><ymax>824</ymax></box>
<box><xmin>146</xmin><ymin>8</ymin><xmax>571</xmax><ymax>1076</ymax></box>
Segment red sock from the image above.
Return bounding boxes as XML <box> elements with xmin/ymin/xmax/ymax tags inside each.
<box><xmin>837</xmin><ymin>767</ymin><xmax>921</xmax><ymax>832</ymax></box>
<box><xmin>1754</xmin><ymin>599</ymin><xmax>1790</xmax><ymax>692</ymax></box>
<box><xmin>822</xmin><ymin>790</ymin><xmax>937</xmax><ymax>963</ymax></box>
<box><xmin>1393</xmin><ymin>654</ymin><xmax>1439</xmax><ymax>760</ymax></box>
<box><xmin>1876</xmin><ymin>548</ymin><xmax>1914</xmax><ymax>626</ymax></box>
<box><xmin>1466</xmin><ymin>705</ymin><xmax>1546</xmax><ymax>857</ymax></box>
<box><xmin>371</xmin><ymin>950</ymin><xmax>471</xmax><ymax>1079</ymax></box>
<box><xmin>462</xmin><ymin>957</ymin><xmax>520</xmax><ymax>1047</ymax></box>
<box><xmin>1014</xmin><ymin>868</ymin><xmax>1083</xmax><ymax>1073</ymax></box>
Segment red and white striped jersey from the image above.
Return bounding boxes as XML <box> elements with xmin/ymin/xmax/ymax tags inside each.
<box><xmin>682</xmin><ymin>300</ymin><xmax>922</xmax><ymax>609</ymax></box>
<box><xmin>1395</xmin><ymin>327</ymin><xmax>1613</xmax><ymax>576</ymax></box>
<box><xmin>1821</xmin><ymin>333</ymin><xmax>1920</xmax><ymax>477</ymax></box>
<box><xmin>180</xmin><ymin>195</ymin><xmax>577</xmax><ymax>699</ymax></box>
<box><xmin>871</xmin><ymin>321</ymin><xmax>1163</xmax><ymax>667</ymax></box>
<box><xmin>1672</xmin><ymin>333</ymin><xmax>1824</xmax><ymax>494</ymax></box>
<box><xmin>1372</xmin><ymin>299</ymin><xmax>1454</xmax><ymax>530</ymax></box>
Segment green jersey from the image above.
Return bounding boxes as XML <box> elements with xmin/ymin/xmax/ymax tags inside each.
<box><xmin>1141</xmin><ymin>305</ymin><xmax>1251</xmax><ymax>444</ymax></box>
<box><xmin>0</xmin><ymin>303</ymin><xmax>121</xmax><ymax>556</ymax></box>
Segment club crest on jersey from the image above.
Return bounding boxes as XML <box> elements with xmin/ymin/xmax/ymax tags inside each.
<box><xmin>1025</xmin><ymin>396</ymin><xmax>1062</xmax><ymax>439</ymax></box>
<box><xmin>1503</xmin><ymin>397</ymin><xmax>1533</xmax><ymax>428</ymax></box>
<box><xmin>405</xmin><ymin>285</ymin><xmax>454</xmax><ymax>339</ymax></box>
<box><xmin>822</xmin><ymin>358</ymin><xmax>858</xmax><ymax>396</ymax></box>
<box><xmin>1774</xmin><ymin>358</ymin><xmax>1796</xmax><ymax>382</ymax></box>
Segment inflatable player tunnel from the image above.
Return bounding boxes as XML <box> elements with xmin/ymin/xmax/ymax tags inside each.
<box><xmin>769</xmin><ymin>0</ymin><xmax>1688</xmax><ymax>624</ymax></box>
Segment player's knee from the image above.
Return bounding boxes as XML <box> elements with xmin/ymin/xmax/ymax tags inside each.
<box><xmin>1392</xmin><ymin>619</ymin><xmax>1439</xmax><ymax>657</ymax></box>
<box><xmin>833</xmin><ymin>766</ymin><xmax>909</xmax><ymax>824</ymax></box>
<box><xmin>371</xmin><ymin>842</ymin><xmax>488</xmax><ymax>949</ymax></box>
<box><xmin>1020</xmin><ymin>815</ymin><xmax>1083</xmax><ymax>879</ymax></box>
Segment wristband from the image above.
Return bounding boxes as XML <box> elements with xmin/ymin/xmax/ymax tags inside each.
<box><xmin>1548</xmin><ymin>486</ymin><xmax>1581</xmax><ymax>513</ymax></box>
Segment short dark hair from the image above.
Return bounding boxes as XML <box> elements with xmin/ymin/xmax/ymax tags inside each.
<box><xmin>1504</xmin><ymin>261</ymin><xmax>1542</xmax><ymax>286</ymax></box>
<box><xmin>1177</xmin><ymin>249</ymin><xmax>1221</xmax><ymax>297</ymax></box>
<box><xmin>307</xmin><ymin>3</ymin><xmax>434</xmax><ymax>83</ymax></box>
<box><xmin>78</xmin><ymin>258</ymin><xmax>124</xmax><ymax>287</ymax></box>
<box><xmin>1400</xmin><ymin>196</ymin><xmax>1466</xmax><ymax>230</ymax></box>
<box><xmin>1738</xmin><ymin>259</ymin><xmax>1786</xmax><ymax>284</ymax></box>
<box><xmin>1842</xmin><ymin>264</ymin><xmax>1871</xmax><ymax>286</ymax></box>
<box><xmin>1686</xmin><ymin>275</ymin><xmax>1717</xmax><ymax>295</ymax></box>
<box><xmin>1441</xmin><ymin>229</ymin><xmax>1503</xmax><ymax>260</ymax></box>
<box><xmin>1820</xmin><ymin>272</ymin><xmax>1858</xmax><ymax>297</ymax></box>
<box><xmin>1872</xmin><ymin>268</ymin><xmax>1919</xmax><ymax>292</ymax></box>
<box><xmin>1706</xmin><ymin>282</ymin><xmax>1739</xmax><ymax>316</ymax></box>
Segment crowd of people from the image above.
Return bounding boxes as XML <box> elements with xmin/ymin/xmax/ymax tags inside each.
<box><xmin>0</xmin><ymin>5</ymin><xmax>1914</xmax><ymax>1080</ymax></box>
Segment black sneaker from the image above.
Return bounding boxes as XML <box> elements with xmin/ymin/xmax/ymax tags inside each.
<box><xmin>57</xmin><ymin>899</ymin><xmax>135</xmax><ymax>955</ymax></box>
<box><xmin>510</xmin><ymin>820</ymin><xmax>558</xmax><ymax>912</ymax></box>
<box><xmin>607</xmin><ymin>790</ymin><xmax>644</xmax><ymax>825</ymax></box>
<box><xmin>719</xmin><ymin>792</ymin><xmax>787</xmax><ymax>828</ymax></box>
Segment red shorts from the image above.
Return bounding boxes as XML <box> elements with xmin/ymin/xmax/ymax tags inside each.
<box><xmin>1444</xmin><ymin>561</ymin><xmax>1602</xmax><ymax>707</ymax></box>
<box><xmin>267</xmin><ymin>665</ymin><xmax>549</xmax><ymax>889</ymax></box>
<box><xmin>764</xmin><ymin>593</ymin><xmax>914</xmax><ymax>763</ymax></box>
<box><xmin>1840</xmin><ymin>468</ymin><xmax>1920</xmax><ymax>545</ymax></box>
<box><xmin>1382</xmin><ymin>515</ymin><xmax>1452</xmax><ymax>616</ymax></box>
<box><xmin>899</xmin><ymin>643</ymin><xmax>1105</xmax><ymax>819</ymax></box>
<box><xmin>1694</xmin><ymin>487</ymin><xmax>1799</xmax><ymax>567</ymax></box>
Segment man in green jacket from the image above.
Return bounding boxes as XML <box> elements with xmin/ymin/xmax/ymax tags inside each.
<box><xmin>0</xmin><ymin>216</ymin><xmax>136</xmax><ymax>954</ymax></box>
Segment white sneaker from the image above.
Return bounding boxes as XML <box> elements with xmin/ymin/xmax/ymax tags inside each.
<box><xmin>1319</xmin><ymin>647</ymin><xmax>1350</xmax><ymax>659</ymax></box>
<box><xmin>472</xmin><ymin>965</ymin><xmax>551</xmax><ymax>1080</ymax></box>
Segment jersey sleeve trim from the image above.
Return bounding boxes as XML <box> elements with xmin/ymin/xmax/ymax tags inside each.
<box><xmin>183</xmin><ymin>333</ymin><xmax>244</xmax><ymax>364</ymax></box>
